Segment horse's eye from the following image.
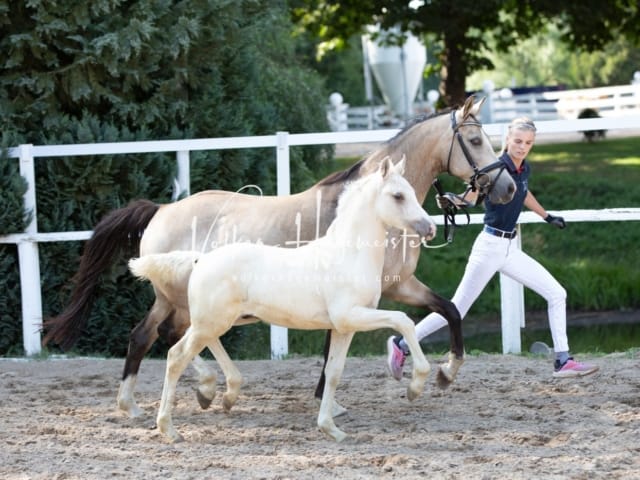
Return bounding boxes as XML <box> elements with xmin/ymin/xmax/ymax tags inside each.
<box><xmin>470</xmin><ymin>136</ymin><xmax>482</xmax><ymax>147</ymax></box>
<box><xmin>392</xmin><ymin>192</ymin><xmax>404</xmax><ymax>201</ymax></box>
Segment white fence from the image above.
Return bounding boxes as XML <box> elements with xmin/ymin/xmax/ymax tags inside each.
<box><xmin>334</xmin><ymin>83</ymin><xmax>640</xmax><ymax>130</ymax></box>
<box><xmin>2</xmin><ymin>116</ymin><xmax>640</xmax><ymax>358</ymax></box>
<box><xmin>483</xmin><ymin>84</ymin><xmax>640</xmax><ymax>124</ymax></box>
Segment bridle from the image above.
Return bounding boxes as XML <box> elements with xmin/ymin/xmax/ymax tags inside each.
<box><xmin>446</xmin><ymin>110</ymin><xmax>505</xmax><ymax>200</ymax></box>
<box><xmin>425</xmin><ymin>110</ymin><xmax>507</xmax><ymax>246</ymax></box>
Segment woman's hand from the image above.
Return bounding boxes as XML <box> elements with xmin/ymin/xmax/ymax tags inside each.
<box><xmin>545</xmin><ymin>214</ymin><xmax>566</xmax><ymax>229</ymax></box>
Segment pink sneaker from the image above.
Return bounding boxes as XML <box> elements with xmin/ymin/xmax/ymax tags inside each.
<box><xmin>553</xmin><ymin>358</ymin><xmax>599</xmax><ymax>378</ymax></box>
<box><xmin>386</xmin><ymin>336</ymin><xmax>406</xmax><ymax>381</ymax></box>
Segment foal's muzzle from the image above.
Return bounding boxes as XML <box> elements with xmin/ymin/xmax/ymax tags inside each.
<box><xmin>412</xmin><ymin>218</ymin><xmax>437</xmax><ymax>241</ymax></box>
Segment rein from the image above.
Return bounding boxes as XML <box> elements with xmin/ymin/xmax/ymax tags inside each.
<box><xmin>430</xmin><ymin>178</ymin><xmax>470</xmax><ymax>246</ymax></box>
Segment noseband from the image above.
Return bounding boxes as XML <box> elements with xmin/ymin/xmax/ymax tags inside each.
<box><xmin>446</xmin><ymin>110</ymin><xmax>505</xmax><ymax>199</ymax></box>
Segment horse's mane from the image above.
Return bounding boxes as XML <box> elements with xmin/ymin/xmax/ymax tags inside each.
<box><xmin>317</xmin><ymin>110</ymin><xmax>450</xmax><ymax>189</ymax></box>
<box><xmin>386</xmin><ymin>108</ymin><xmax>454</xmax><ymax>146</ymax></box>
<box><xmin>317</xmin><ymin>158</ymin><xmax>366</xmax><ymax>186</ymax></box>
<box><xmin>317</xmin><ymin>104</ymin><xmax>472</xmax><ymax>188</ymax></box>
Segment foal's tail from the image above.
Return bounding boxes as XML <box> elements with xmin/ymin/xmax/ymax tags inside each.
<box><xmin>128</xmin><ymin>251</ymin><xmax>199</xmax><ymax>297</ymax></box>
<box><xmin>42</xmin><ymin>199</ymin><xmax>160</xmax><ymax>350</ymax></box>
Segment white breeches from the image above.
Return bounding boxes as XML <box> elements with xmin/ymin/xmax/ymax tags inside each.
<box><xmin>415</xmin><ymin>230</ymin><xmax>569</xmax><ymax>352</ymax></box>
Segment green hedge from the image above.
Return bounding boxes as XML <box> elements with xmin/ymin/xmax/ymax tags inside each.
<box><xmin>0</xmin><ymin>1</ymin><xmax>331</xmax><ymax>357</ymax></box>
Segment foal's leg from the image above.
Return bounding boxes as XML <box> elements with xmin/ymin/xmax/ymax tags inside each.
<box><xmin>385</xmin><ymin>275</ymin><xmax>464</xmax><ymax>387</ymax></box>
<box><xmin>334</xmin><ymin>305</ymin><xmax>431</xmax><ymax>402</ymax></box>
<box><xmin>207</xmin><ymin>337</ymin><xmax>243</xmax><ymax>412</ymax></box>
<box><xmin>159</xmin><ymin>309</ymin><xmax>218</xmax><ymax>410</ymax></box>
<box><xmin>118</xmin><ymin>300</ymin><xmax>173</xmax><ymax>418</ymax></box>
<box><xmin>317</xmin><ymin>331</ymin><xmax>354</xmax><ymax>442</ymax></box>
<box><xmin>157</xmin><ymin>328</ymin><xmax>207</xmax><ymax>443</ymax></box>
<box><xmin>314</xmin><ymin>331</ymin><xmax>348</xmax><ymax>418</ymax></box>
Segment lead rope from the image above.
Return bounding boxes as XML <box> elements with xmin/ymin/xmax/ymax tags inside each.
<box><xmin>422</xmin><ymin>178</ymin><xmax>471</xmax><ymax>249</ymax></box>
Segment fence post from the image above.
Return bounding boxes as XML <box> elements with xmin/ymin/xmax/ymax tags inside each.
<box><xmin>499</xmin><ymin>224</ymin><xmax>525</xmax><ymax>353</ymax></box>
<box><xmin>271</xmin><ymin>132</ymin><xmax>290</xmax><ymax>359</ymax></box>
<box><xmin>17</xmin><ymin>144</ymin><xmax>43</xmax><ymax>355</ymax></box>
<box><xmin>481</xmin><ymin>80</ymin><xmax>495</xmax><ymax>123</ymax></box>
<box><xmin>175</xmin><ymin>150</ymin><xmax>190</xmax><ymax>200</ymax></box>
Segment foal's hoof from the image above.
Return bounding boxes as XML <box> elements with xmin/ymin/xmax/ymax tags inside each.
<box><xmin>406</xmin><ymin>387</ymin><xmax>421</xmax><ymax>402</ymax></box>
<box><xmin>222</xmin><ymin>394</ymin><xmax>237</xmax><ymax>412</ymax></box>
<box><xmin>196</xmin><ymin>389</ymin><xmax>214</xmax><ymax>410</ymax></box>
<box><xmin>158</xmin><ymin>427</ymin><xmax>184</xmax><ymax>444</ymax></box>
<box><xmin>314</xmin><ymin>398</ymin><xmax>348</xmax><ymax>418</ymax></box>
<box><xmin>332</xmin><ymin>401</ymin><xmax>348</xmax><ymax>418</ymax></box>
<box><xmin>167</xmin><ymin>433</ymin><xmax>184</xmax><ymax>444</ymax></box>
<box><xmin>118</xmin><ymin>401</ymin><xmax>144</xmax><ymax>419</ymax></box>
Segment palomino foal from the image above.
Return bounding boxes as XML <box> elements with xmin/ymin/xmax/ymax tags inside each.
<box><xmin>130</xmin><ymin>156</ymin><xmax>436</xmax><ymax>442</ymax></box>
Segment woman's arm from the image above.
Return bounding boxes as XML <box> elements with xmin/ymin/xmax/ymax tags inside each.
<box><xmin>524</xmin><ymin>191</ymin><xmax>547</xmax><ymax>218</ymax></box>
<box><xmin>525</xmin><ymin>191</ymin><xmax>566</xmax><ymax>228</ymax></box>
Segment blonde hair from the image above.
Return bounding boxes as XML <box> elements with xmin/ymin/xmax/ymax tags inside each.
<box><xmin>501</xmin><ymin>116</ymin><xmax>537</xmax><ymax>153</ymax></box>
<box><xmin>508</xmin><ymin>116</ymin><xmax>537</xmax><ymax>133</ymax></box>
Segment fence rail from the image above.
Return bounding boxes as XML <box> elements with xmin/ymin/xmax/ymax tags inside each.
<box><xmin>3</xmin><ymin>116</ymin><xmax>640</xmax><ymax>357</ymax></box>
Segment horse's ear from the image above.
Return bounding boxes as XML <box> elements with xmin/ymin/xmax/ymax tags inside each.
<box><xmin>394</xmin><ymin>154</ymin><xmax>406</xmax><ymax>176</ymax></box>
<box><xmin>471</xmin><ymin>96</ymin><xmax>486</xmax><ymax>116</ymax></box>
<box><xmin>379</xmin><ymin>156</ymin><xmax>393</xmax><ymax>178</ymax></box>
<box><xmin>461</xmin><ymin>96</ymin><xmax>474</xmax><ymax>119</ymax></box>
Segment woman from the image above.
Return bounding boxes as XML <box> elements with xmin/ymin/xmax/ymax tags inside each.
<box><xmin>387</xmin><ymin>116</ymin><xmax>599</xmax><ymax>379</ymax></box>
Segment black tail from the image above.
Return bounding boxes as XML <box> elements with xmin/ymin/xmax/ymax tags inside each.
<box><xmin>42</xmin><ymin>199</ymin><xmax>160</xmax><ymax>350</ymax></box>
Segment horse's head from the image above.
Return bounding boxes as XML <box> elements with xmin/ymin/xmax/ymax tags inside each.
<box><xmin>444</xmin><ymin>97</ymin><xmax>516</xmax><ymax>204</ymax></box>
<box><xmin>376</xmin><ymin>156</ymin><xmax>436</xmax><ymax>241</ymax></box>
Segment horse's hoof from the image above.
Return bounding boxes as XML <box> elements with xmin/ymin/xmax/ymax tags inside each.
<box><xmin>196</xmin><ymin>389</ymin><xmax>214</xmax><ymax>410</ymax></box>
<box><xmin>436</xmin><ymin>367</ymin><xmax>453</xmax><ymax>390</ymax></box>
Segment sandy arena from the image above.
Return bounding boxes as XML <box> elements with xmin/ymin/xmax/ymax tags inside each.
<box><xmin>1</xmin><ymin>353</ymin><xmax>638</xmax><ymax>479</ymax></box>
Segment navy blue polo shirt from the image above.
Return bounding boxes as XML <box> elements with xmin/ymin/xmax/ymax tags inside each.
<box><xmin>482</xmin><ymin>152</ymin><xmax>530</xmax><ymax>232</ymax></box>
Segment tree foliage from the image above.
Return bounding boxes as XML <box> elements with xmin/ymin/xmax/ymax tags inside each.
<box><xmin>293</xmin><ymin>0</ymin><xmax>640</xmax><ymax>106</ymax></box>
<box><xmin>467</xmin><ymin>25</ymin><xmax>640</xmax><ymax>90</ymax></box>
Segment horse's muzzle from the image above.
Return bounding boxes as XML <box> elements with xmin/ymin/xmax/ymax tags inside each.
<box><xmin>488</xmin><ymin>176</ymin><xmax>516</xmax><ymax>204</ymax></box>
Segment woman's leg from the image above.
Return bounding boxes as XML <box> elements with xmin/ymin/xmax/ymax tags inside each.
<box><xmin>499</xmin><ymin>248</ymin><xmax>569</xmax><ymax>352</ymax></box>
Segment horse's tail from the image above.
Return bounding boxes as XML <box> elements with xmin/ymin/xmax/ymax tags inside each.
<box><xmin>128</xmin><ymin>251</ymin><xmax>199</xmax><ymax>296</ymax></box>
<box><xmin>42</xmin><ymin>199</ymin><xmax>160</xmax><ymax>350</ymax></box>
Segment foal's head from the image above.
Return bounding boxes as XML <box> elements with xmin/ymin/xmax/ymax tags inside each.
<box><xmin>338</xmin><ymin>156</ymin><xmax>436</xmax><ymax>241</ymax></box>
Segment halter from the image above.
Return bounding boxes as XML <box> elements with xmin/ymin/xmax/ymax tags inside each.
<box><xmin>446</xmin><ymin>110</ymin><xmax>505</xmax><ymax>200</ymax></box>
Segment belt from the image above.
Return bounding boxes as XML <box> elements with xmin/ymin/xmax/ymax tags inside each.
<box><xmin>483</xmin><ymin>226</ymin><xmax>517</xmax><ymax>239</ymax></box>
